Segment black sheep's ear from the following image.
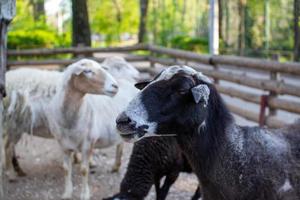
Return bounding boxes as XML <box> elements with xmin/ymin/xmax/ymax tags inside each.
<box><xmin>191</xmin><ymin>84</ymin><xmax>210</xmax><ymax>105</ymax></box>
<box><xmin>135</xmin><ymin>81</ymin><xmax>150</xmax><ymax>90</ymax></box>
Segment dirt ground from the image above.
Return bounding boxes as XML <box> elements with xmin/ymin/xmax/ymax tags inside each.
<box><xmin>2</xmin><ymin>134</ymin><xmax>199</xmax><ymax>200</ymax></box>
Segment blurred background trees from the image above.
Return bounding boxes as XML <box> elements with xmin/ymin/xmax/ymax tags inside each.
<box><xmin>7</xmin><ymin>0</ymin><xmax>300</xmax><ymax>61</ymax></box>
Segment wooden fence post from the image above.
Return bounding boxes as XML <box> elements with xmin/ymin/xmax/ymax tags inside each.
<box><xmin>0</xmin><ymin>1</ymin><xmax>16</xmax><ymax>198</ymax></box>
<box><xmin>210</xmin><ymin>57</ymin><xmax>219</xmax><ymax>84</ymax></box>
<box><xmin>269</xmin><ymin>54</ymin><xmax>280</xmax><ymax>116</ymax></box>
<box><xmin>149</xmin><ymin>46</ymin><xmax>155</xmax><ymax>68</ymax></box>
<box><xmin>259</xmin><ymin>95</ymin><xmax>269</xmax><ymax>126</ymax></box>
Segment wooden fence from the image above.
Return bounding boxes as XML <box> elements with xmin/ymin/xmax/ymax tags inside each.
<box><xmin>7</xmin><ymin>44</ymin><xmax>300</xmax><ymax>128</ymax></box>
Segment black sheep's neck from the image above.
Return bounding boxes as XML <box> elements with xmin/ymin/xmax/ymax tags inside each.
<box><xmin>175</xmin><ymin>90</ymin><xmax>233</xmax><ymax>183</ymax></box>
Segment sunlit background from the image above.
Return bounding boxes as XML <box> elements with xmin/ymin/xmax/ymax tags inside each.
<box><xmin>9</xmin><ymin>0</ymin><xmax>298</xmax><ymax>61</ymax></box>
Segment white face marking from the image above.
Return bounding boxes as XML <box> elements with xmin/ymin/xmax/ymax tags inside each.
<box><xmin>154</xmin><ymin>65</ymin><xmax>212</xmax><ymax>83</ymax></box>
<box><xmin>278</xmin><ymin>178</ymin><xmax>293</xmax><ymax>193</ymax></box>
<box><xmin>124</xmin><ymin>93</ymin><xmax>157</xmax><ymax>134</ymax></box>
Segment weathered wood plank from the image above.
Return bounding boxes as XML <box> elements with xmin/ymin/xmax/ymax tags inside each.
<box><xmin>7</xmin><ymin>55</ymin><xmax>149</xmax><ymax>67</ymax></box>
<box><xmin>211</xmin><ymin>55</ymin><xmax>300</xmax><ymax>76</ymax></box>
<box><xmin>198</xmin><ymin>68</ymin><xmax>300</xmax><ymax>98</ymax></box>
<box><xmin>148</xmin><ymin>45</ymin><xmax>300</xmax><ymax>76</ymax></box>
<box><xmin>149</xmin><ymin>56</ymin><xmax>300</xmax><ymax>98</ymax></box>
<box><xmin>7</xmin><ymin>44</ymin><xmax>149</xmax><ymax>56</ymax></box>
<box><xmin>148</xmin><ymin>45</ymin><xmax>211</xmax><ymax>64</ymax></box>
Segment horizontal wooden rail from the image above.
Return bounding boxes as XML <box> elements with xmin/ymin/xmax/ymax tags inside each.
<box><xmin>7</xmin><ymin>55</ymin><xmax>149</xmax><ymax>67</ymax></box>
<box><xmin>227</xmin><ymin>104</ymin><xmax>286</xmax><ymax>128</ymax></box>
<box><xmin>148</xmin><ymin>45</ymin><xmax>300</xmax><ymax>76</ymax></box>
<box><xmin>8</xmin><ymin>44</ymin><xmax>300</xmax><ymax>75</ymax></box>
<box><xmin>198</xmin><ymin>68</ymin><xmax>300</xmax><ymax>98</ymax></box>
<box><xmin>7</xmin><ymin>44</ymin><xmax>149</xmax><ymax>56</ymax></box>
<box><xmin>149</xmin><ymin>56</ymin><xmax>300</xmax><ymax>98</ymax></box>
<box><xmin>268</xmin><ymin>98</ymin><xmax>300</xmax><ymax>114</ymax></box>
<box><xmin>211</xmin><ymin>55</ymin><xmax>300</xmax><ymax>76</ymax></box>
<box><xmin>227</xmin><ymin>104</ymin><xmax>260</xmax><ymax>123</ymax></box>
<box><xmin>216</xmin><ymin>85</ymin><xmax>300</xmax><ymax>114</ymax></box>
<box><xmin>215</xmin><ymin>85</ymin><xmax>261</xmax><ymax>104</ymax></box>
<box><xmin>148</xmin><ymin>45</ymin><xmax>211</xmax><ymax>64</ymax></box>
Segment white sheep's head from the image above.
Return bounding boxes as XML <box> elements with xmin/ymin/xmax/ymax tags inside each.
<box><xmin>64</xmin><ymin>59</ymin><xmax>118</xmax><ymax>97</ymax></box>
<box><xmin>102</xmin><ymin>56</ymin><xmax>140</xmax><ymax>82</ymax></box>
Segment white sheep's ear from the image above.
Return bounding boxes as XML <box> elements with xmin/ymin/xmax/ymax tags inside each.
<box><xmin>191</xmin><ymin>84</ymin><xmax>210</xmax><ymax>105</ymax></box>
<box><xmin>73</xmin><ymin>66</ymin><xmax>85</xmax><ymax>75</ymax></box>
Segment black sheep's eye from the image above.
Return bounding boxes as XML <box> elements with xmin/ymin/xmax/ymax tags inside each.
<box><xmin>177</xmin><ymin>89</ymin><xmax>188</xmax><ymax>95</ymax></box>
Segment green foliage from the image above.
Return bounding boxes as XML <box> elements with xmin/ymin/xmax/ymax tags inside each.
<box><xmin>7</xmin><ymin>0</ymin><xmax>296</xmax><ymax>60</ymax></box>
<box><xmin>8</xmin><ymin>30</ymin><xmax>71</xmax><ymax>49</ymax></box>
<box><xmin>169</xmin><ymin>35</ymin><xmax>209</xmax><ymax>53</ymax></box>
<box><xmin>8</xmin><ymin>0</ymin><xmax>71</xmax><ymax>49</ymax></box>
<box><xmin>88</xmin><ymin>0</ymin><xmax>139</xmax><ymax>46</ymax></box>
<box><xmin>147</xmin><ymin>0</ymin><xmax>201</xmax><ymax>46</ymax></box>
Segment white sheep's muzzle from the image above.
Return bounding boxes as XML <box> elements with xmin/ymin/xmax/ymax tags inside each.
<box><xmin>103</xmin><ymin>73</ymin><xmax>119</xmax><ymax>97</ymax></box>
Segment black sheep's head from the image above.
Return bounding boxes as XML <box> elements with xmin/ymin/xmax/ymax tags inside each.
<box><xmin>116</xmin><ymin>65</ymin><xmax>212</xmax><ymax>142</ymax></box>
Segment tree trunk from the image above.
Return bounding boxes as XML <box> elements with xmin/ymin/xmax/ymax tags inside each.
<box><xmin>218</xmin><ymin>0</ymin><xmax>223</xmax><ymax>41</ymax></box>
<box><xmin>30</xmin><ymin>0</ymin><xmax>45</xmax><ymax>21</ymax></box>
<box><xmin>209</xmin><ymin>0</ymin><xmax>219</xmax><ymax>55</ymax></box>
<box><xmin>181</xmin><ymin>0</ymin><xmax>186</xmax><ymax>24</ymax></box>
<box><xmin>294</xmin><ymin>0</ymin><xmax>300</xmax><ymax>61</ymax></box>
<box><xmin>0</xmin><ymin>0</ymin><xmax>16</xmax><ymax>198</ymax></box>
<box><xmin>264</xmin><ymin>0</ymin><xmax>270</xmax><ymax>51</ymax></box>
<box><xmin>0</xmin><ymin>21</ymin><xmax>6</xmax><ymax>199</ymax></box>
<box><xmin>152</xmin><ymin>0</ymin><xmax>158</xmax><ymax>43</ymax></box>
<box><xmin>138</xmin><ymin>0</ymin><xmax>149</xmax><ymax>43</ymax></box>
<box><xmin>71</xmin><ymin>0</ymin><xmax>91</xmax><ymax>47</ymax></box>
<box><xmin>224</xmin><ymin>0</ymin><xmax>230</xmax><ymax>47</ymax></box>
<box><xmin>238</xmin><ymin>0</ymin><xmax>246</xmax><ymax>55</ymax></box>
<box><xmin>112</xmin><ymin>0</ymin><xmax>122</xmax><ymax>41</ymax></box>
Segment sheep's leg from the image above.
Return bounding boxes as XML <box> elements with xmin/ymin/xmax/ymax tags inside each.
<box><xmin>80</xmin><ymin>142</ymin><xmax>94</xmax><ymax>200</ymax></box>
<box><xmin>12</xmin><ymin>147</ymin><xmax>26</xmax><ymax>177</ymax></box>
<box><xmin>5</xmin><ymin>142</ymin><xmax>18</xmax><ymax>181</ymax></box>
<box><xmin>73</xmin><ymin>152</ymin><xmax>81</xmax><ymax>164</ymax></box>
<box><xmin>191</xmin><ymin>185</ymin><xmax>201</xmax><ymax>200</ymax></box>
<box><xmin>111</xmin><ymin>142</ymin><xmax>123</xmax><ymax>173</ymax></box>
<box><xmin>61</xmin><ymin>151</ymin><xmax>73</xmax><ymax>200</ymax></box>
<box><xmin>73</xmin><ymin>152</ymin><xmax>97</xmax><ymax>170</ymax></box>
<box><xmin>156</xmin><ymin>173</ymin><xmax>179</xmax><ymax>200</ymax></box>
<box><xmin>154</xmin><ymin>178</ymin><xmax>161</xmax><ymax>198</ymax></box>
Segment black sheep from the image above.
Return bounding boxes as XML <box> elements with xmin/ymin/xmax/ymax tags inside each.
<box><xmin>116</xmin><ymin>65</ymin><xmax>300</xmax><ymax>200</ymax></box>
<box><xmin>103</xmin><ymin>137</ymin><xmax>201</xmax><ymax>200</ymax></box>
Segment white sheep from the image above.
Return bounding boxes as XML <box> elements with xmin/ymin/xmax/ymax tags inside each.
<box><xmin>46</xmin><ymin>59</ymin><xmax>119</xmax><ymax>200</ymax></box>
<box><xmin>3</xmin><ymin>57</ymin><xmax>140</xmax><ymax>180</ymax></box>
<box><xmin>3</xmin><ymin>68</ymin><xmax>61</xmax><ymax>180</ymax></box>
<box><xmin>100</xmin><ymin>56</ymin><xmax>140</xmax><ymax>171</ymax></box>
<box><xmin>5</xmin><ymin>67</ymin><xmax>62</xmax><ymax>98</ymax></box>
<box><xmin>102</xmin><ymin>56</ymin><xmax>140</xmax><ymax>82</ymax></box>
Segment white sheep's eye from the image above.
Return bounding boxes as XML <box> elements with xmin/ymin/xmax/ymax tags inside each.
<box><xmin>102</xmin><ymin>66</ymin><xmax>109</xmax><ymax>70</ymax></box>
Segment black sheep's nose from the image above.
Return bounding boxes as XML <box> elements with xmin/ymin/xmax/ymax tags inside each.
<box><xmin>116</xmin><ymin>112</ymin><xmax>131</xmax><ymax>124</ymax></box>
